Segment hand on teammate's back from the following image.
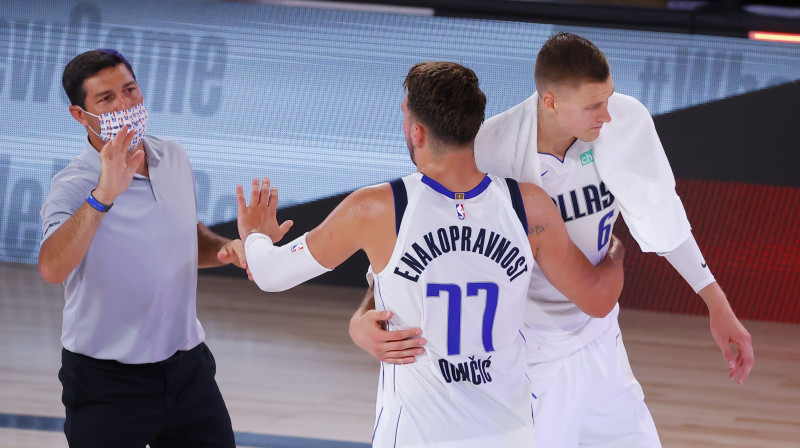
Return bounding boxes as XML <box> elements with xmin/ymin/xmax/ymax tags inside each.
<box><xmin>350</xmin><ymin>308</ymin><xmax>426</xmax><ymax>365</ymax></box>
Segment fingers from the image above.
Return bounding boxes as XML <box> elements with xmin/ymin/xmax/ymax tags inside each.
<box><xmin>720</xmin><ymin>344</ymin><xmax>736</xmax><ymax>371</ymax></box>
<box><xmin>362</xmin><ymin>309</ymin><xmax>392</xmax><ymax>329</ymax></box>
<box><xmin>381</xmin><ymin>336</ymin><xmax>426</xmax><ymax>351</ymax></box>
<box><xmin>234</xmin><ymin>242</ymin><xmax>247</xmax><ymax>269</ymax></box>
<box><xmin>127</xmin><ymin>149</ymin><xmax>145</xmax><ymax>173</ymax></box>
<box><xmin>381</xmin><ymin>349</ymin><xmax>425</xmax><ymax>365</ymax></box>
<box><xmin>99</xmin><ymin>125</ymin><xmax>130</xmax><ymax>159</ymax></box>
<box><xmin>108</xmin><ymin>125</ymin><xmax>133</xmax><ymax>155</ymax></box>
<box><xmin>120</xmin><ymin>125</ymin><xmax>135</xmax><ymax>152</ymax></box>
<box><xmin>733</xmin><ymin>333</ymin><xmax>755</xmax><ymax>385</ymax></box>
<box><xmin>721</xmin><ymin>339</ymin><xmax>754</xmax><ymax>385</ymax></box>
<box><xmin>236</xmin><ymin>184</ymin><xmax>246</xmax><ymax>212</ymax></box>
<box><xmin>240</xmin><ymin>177</ymin><xmax>280</xmax><ymax>210</ymax></box>
<box><xmin>216</xmin><ymin>240</ymin><xmax>247</xmax><ymax>269</ymax></box>
<box><xmin>376</xmin><ymin>337</ymin><xmax>426</xmax><ymax>364</ymax></box>
<box><xmin>250</xmin><ymin>178</ymin><xmax>260</xmax><ymax>207</ymax></box>
<box><xmin>276</xmin><ymin>220</ymin><xmax>294</xmax><ymax>241</ymax></box>
<box><xmin>729</xmin><ymin>353</ymin><xmax>746</xmax><ymax>383</ymax></box>
<box><xmin>264</xmin><ymin>178</ymin><xmax>278</xmax><ymax>209</ymax></box>
<box><xmin>364</xmin><ymin>309</ymin><xmax>392</xmax><ymax>321</ymax></box>
<box><xmin>372</xmin><ymin>326</ymin><xmax>423</xmax><ymax>343</ymax></box>
<box><xmin>99</xmin><ymin>137</ymin><xmax>115</xmax><ymax>158</ymax></box>
<box><xmin>216</xmin><ymin>246</ymin><xmax>230</xmax><ymax>263</ymax></box>
<box><xmin>259</xmin><ymin>177</ymin><xmax>271</xmax><ymax>208</ymax></box>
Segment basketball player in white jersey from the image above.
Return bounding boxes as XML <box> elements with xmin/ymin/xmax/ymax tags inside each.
<box><xmin>237</xmin><ymin>61</ymin><xmax>626</xmax><ymax>447</ymax></box>
<box><xmin>350</xmin><ymin>34</ymin><xmax>755</xmax><ymax>447</ymax></box>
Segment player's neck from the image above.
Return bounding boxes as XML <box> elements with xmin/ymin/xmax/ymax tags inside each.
<box><xmin>537</xmin><ymin>102</ymin><xmax>576</xmax><ymax>159</ymax></box>
<box><xmin>417</xmin><ymin>145</ymin><xmax>485</xmax><ymax>192</ymax></box>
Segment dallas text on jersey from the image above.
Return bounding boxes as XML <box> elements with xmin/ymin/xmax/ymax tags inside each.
<box><xmin>552</xmin><ymin>181</ymin><xmax>614</xmax><ymax>222</ymax></box>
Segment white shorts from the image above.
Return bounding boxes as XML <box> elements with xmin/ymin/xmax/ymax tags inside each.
<box><xmin>372</xmin><ymin>363</ymin><xmax>535</xmax><ymax>448</ymax></box>
<box><xmin>529</xmin><ymin>323</ymin><xmax>661</xmax><ymax>447</ymax></box>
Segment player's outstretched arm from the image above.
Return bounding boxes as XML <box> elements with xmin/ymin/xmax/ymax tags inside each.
<box><xmin>520</xmin><ymin>183</ymin><xmax>625</xmax><ymax>317</ymax></box>
<box><xmin>236</xmin><ymin>179</ymin><xmax>395</xmax><ymax>292</ymax></box>
<box><xmin>349</xmin><ymin>282</ymin><xmax>426</xmax><ymax>364</ymax></box>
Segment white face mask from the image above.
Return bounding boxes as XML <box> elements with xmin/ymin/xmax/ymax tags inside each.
<box><xmin>81</xmin><ymin>102</ymin><xmax>148</xmax><ymax>150</ymax></box>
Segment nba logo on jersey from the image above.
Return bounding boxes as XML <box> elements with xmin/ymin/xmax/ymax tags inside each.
<box><xmin>456</xmin><ymin>203</ymin><xmax>466</xmax><ymax>220</ymax></box>
<box><xmin>291</xmin><ymin>243</ymin><xmax>305</xmax><ymax>252</ymax></box>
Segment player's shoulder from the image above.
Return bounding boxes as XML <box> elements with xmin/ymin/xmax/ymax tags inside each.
<box><xmin>517</xmin><ymin>181</ymin><xmax>560</xmax><ymax>232</ymax></box>
<box><xmin>517</xmin><ymin>181</ymin><xmax>552</xmax><ymax>205</ymax></box>
<box><xmin>345</xmin><ymin>182</ymin><xmax>394</xmax><ymax>220</ymax></box>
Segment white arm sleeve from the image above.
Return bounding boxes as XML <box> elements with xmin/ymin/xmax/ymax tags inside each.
<box><xmin>659</xmin><ymin>235</ymin><xmax>716</xmax><ymax>294</ymax></box>
<box><xmin>244</xmin><ymin>232</ymin><xmax>331</xmax><ymax>292</ymax></box>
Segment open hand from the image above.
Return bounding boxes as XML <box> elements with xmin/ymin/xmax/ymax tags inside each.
<box><xmin>236</xmin><ymin>177</ymin><xmax>294</xmax><ymax>243</ymax></box>
<box><xmin>93</xmin><ymin>125</ymin><xmax>144</xmax><ymax>204</ymax></box>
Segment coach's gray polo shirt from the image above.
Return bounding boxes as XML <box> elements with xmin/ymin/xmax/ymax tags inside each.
<box><xmin>41</xmin><ymin>135</ymin><xmax>205</xmax><ymax>364</ymax></box>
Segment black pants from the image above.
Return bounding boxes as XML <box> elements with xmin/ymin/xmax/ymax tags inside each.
<box><xmin>59</xmin><ymin>343</ymin><xmax>235</xmax><ymax>448</ymax></box>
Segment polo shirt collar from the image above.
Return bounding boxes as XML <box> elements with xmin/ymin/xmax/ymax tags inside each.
<box><xmin>79</xmin><ymin>138</ymin><xmax>102</xmax><ymax>173</ymax></box>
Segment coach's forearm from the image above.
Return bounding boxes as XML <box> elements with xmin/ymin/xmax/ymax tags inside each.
<box><xmin>197</xmin><ymin>222</ymin><xmax>231</xmax><ymax>268</ymax></box>
<box><xmin>39</xmin><ymin>202</ymin><xmax>106</xmax><ymax>284</ymax></box>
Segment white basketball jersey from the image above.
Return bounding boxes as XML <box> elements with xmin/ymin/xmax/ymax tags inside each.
<box><xmin>372</xmin><ymin>172</ymin><xmax>535</xmax><ymax>448</ymax></box>
<box><xmin>524</xmin><ymin>140</ymin><xmax>621</xmax><ymax>363</ymax></box>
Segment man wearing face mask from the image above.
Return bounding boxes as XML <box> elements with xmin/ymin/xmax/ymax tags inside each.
<box><xmin>39</xmin><ymin>49</ymin><xmax>241</xmax><ymax>448</ymax></box>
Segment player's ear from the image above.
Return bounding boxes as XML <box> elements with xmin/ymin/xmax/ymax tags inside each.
<box><xmin>412</xmin><ymin>122</ymin><xmax>425</xmax><ymax>147</ymax></box>
<box><xmin>540</xmin><ymin>91</ymin><xmax>556</xmax><ymax>113</ymax></box>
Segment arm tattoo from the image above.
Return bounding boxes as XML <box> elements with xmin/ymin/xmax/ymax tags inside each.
<box><xmin>533</xmin><ymin>224</ymin><xmax>545</xmax><ymax>235</ymax></box>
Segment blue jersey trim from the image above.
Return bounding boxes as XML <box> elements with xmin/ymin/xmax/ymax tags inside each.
<box><xmin>373</xmin><ymin>406</ymin><xmax>383</xmax><ymax>442</ymax></box>
<box><xmin>389</xmin><ymin>178</ymin><xmax>408</xmax><ymax>235</ymax></box>
<box><xmin>420</xmin><ymin>174</ymin><xmax>492</xmax><ymax>200</ymax></box>
<box><xmin>538</xmin><ymin>138</ymin><xmax>579</xmax><ymax>164</ymax></box>
<box><xmin>393</xmin><ymin>406</ymin><xmax>403</xmax><ymax>448</ymax></box>
<box><xmin>505</xmin><ymin>178</ymin><xmax>529</xmax><ymax>234</ymax></box>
